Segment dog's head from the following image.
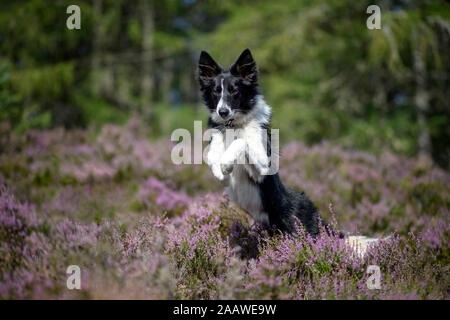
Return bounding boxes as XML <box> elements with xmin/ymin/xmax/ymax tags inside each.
<box><xmin>197</xmin><ymin>49</ymin><xmax>259</xmax><ymax>124</ymax></box>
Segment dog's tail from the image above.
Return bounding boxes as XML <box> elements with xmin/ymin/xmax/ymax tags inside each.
<box><xmin>323</xmin><ymin>223</ymin><xmax>386</xmax><ymax>257</ymax></box>
<box><xmin>345</xmin><ymin>235</ymin><xmax>387</xmax><ymax>257</ymax></box>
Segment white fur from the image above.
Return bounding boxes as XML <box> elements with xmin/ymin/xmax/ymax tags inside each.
<box><xmin>215</xmin><ymin>79</ymin><xmax>233</xmax><ymax>121</ymax></box>
<box><xmin>241</xmin><ymin>119</ymin><xmax>271</xmax><ymax>179</ymax></box>
<box><xmin>207</xmin><ymin>130</ymin><xmax>226</xmax><ymax>181</ymax></box>
<box><xmin>226</xmin><ymin>164</ymin><xmax>268</xmax><ymax>224</ymax></box>
<box><xmin>220</xmin><ymin>96</ymin><xmax>272</xmax><ymax>181</ymax></box>
<box><xmin>346</xmin><ymin>236</ymin><xmax>380</xmax><ymax>257</ymax></box>
<box><xmin>207</xmin><ymin>95</ymin><xmax>272</xmax><ymax>223</ymax></box>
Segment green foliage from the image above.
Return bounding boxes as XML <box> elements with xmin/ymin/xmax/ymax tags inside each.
<box><xmin>0</xmin><ymin>60</ymin><xmax>21</xmax><ymax>125</ymax></box>
<box><xmin>272</xmin><ymin>102</ymin><xmax>419</xmax><ymax>156</ymax></box>
<box><xmin>150</xmin><ymin>103</ymin><xmax>208</xmax><ymax>137</ymax></box>
<box><xmin>0</xmin><ymin>0</ymin><xmax>448</xmax><ymax>165</ymax></box>
<box><xmin>200</xmin><ymin>0</ymin><xmax>449</xmax><ymax>165</ymax></box>
<box><xmin>11</xmin><ymin>62</ymin><xmax>75</xmax><ymax>103</ymax></box>
<box><xmin>74</xmin><ymin>94</ymin><xmax>129</xmax><ymax>128</ymax></box>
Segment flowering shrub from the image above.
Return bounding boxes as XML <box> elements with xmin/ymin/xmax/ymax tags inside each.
<box><xmin>135</xmin><ymin>177</ymin><xmax>189</xmax><ymax>216</ymax></box>
<box><xmin>0</xmin><ymin>119</ymin><xmax>448</xmax><ymax>299</ymax></box>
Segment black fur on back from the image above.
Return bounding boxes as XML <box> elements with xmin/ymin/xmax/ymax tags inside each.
<box><xmin>257</xmin><ymin>124</ymin><xmax>322</xmax><ymax>236</ymax></box>
<box><xmin>260</xmin><ymin>176</ymin><xmax>324</xmax><ymax>236</ymax></box>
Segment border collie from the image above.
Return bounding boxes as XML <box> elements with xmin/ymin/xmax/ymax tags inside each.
<box><xmin>197</xmin><ymin>49</ymin><xmax>325</xmax><ymax>236</ymax></box>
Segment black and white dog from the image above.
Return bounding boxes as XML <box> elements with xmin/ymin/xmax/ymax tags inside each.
<box><xmin>198</xmin><ymin>49</ymin><xmax>325</xmax><ymax>236</ymax></box>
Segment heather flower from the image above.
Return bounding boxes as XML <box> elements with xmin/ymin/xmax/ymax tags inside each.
<box><xmin>0</xmin><ymin>123</ymin><xmax>448</xmax><ymax>299</ymax></box>
<box><xmin>61</xmin><ymin>161</ymin><xmax>115</xmax><ymax>183</ymax></box>
<box><xmin>136</xmin><ymin>177</ymin><xmax>189</xmax><ymax>216</ymax></box>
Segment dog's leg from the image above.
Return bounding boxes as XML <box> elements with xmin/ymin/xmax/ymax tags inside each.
<box><xmin>219</xmin><ymin>131</ymin><xmax>269</xmax><ymax>178</ymax></box>
<box><xmin>220</xmin><ymin>138</ymin><xmax>246</xmax><ymax>175</ymax></box>
<box><xmin>244</xmin><ymin>127</ymin><xmax>270</xmax><ymax>178</ymax></box>
<box><xmin>207</xmin><ymin>131</ymin><xmax>227</xmax><ymax>181</ymax></box>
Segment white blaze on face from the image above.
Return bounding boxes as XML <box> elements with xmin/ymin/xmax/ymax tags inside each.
<box><xmin>216</xmin><ymin>79</ymin><xmax>232</xmax><ymax>118</ymax></box>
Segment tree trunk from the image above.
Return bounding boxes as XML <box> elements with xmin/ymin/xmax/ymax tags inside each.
<box><xmin>140</xmin><ymin>0</ymin><xmax>154</xmax><ymax>115</ymax></box>
<box><xmin>91</xmin><ymin>0</ymin><xmax>103</xmax><ymax>96</ymax></box>
<box><xmin>412</xmin><ymin>28</ymin><xmax>431</xmax><ymax>157</ymax></box>
<box><xmin>161</xmin><ymin>58</ymin><xmax>174</xmax><ymax>105</ymax></box>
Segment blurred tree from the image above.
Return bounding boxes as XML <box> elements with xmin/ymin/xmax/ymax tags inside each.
<box><xmin>91</xmin><ymin>0</ymin><xmax>103</xmax><ymax>96</ymax></box>
<box><xmin>0</xmin><ymin>60</ymin><xmax>21</xmax><ymax>126</ymax></box>
<box><xmin>0</xmin><ymin>0</ymin><xmax>447</xmax><ymax>166</ymax></box>
<box><xmin>140</xmin><ymin>0</ymin><xmax>155</xmax><ymax>116</ymax></box>
<box><xmin>200</xmin><ymin>0</ymin><xmax>449</xmax><ymax>167</ymax></box>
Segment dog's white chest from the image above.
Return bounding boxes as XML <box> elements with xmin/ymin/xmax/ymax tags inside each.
<box><xmin>207</xmin><ymin>100</ymin><xmax>272</xmax><ymax>225</ymax></box>
<box><xmin>225</xmin><ymin>165</ymin><xmax>268</xmax><ymax>224</ymax></box>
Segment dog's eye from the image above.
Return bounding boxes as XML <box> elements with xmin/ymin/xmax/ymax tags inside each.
<box><xmin>230</xmin><ymin>88</ymin><xmax>238</xmax><ymax>95</ymax></box>
<box><xmin>213</xmin><ymin>87</ymin><xmax>221</xmax><ymax>96</ymax></box>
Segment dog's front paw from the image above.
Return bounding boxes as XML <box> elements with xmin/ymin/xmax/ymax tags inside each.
<box><xmin>221</xmin><ymin>162</ymin><xmax>234</xmax><ymax>175</ymax></box>
<box><xmin>250</xmin><ymin>152</ymin><xmax>270</xmax><ymax>176</ymax></box>
<box><xmin>211</xmin><ymin>163</ymin><xmax>226</xmax><ymax>181</ymax></box>
<box><xmin>254</xmin><ymin>161</ymin><xmax>270</xmax><ymax>176</ymax></box>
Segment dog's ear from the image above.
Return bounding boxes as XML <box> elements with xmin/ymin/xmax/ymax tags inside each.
<box><xmin>198</xmin><ymin>51</ymin><xmax>221</xmax><ymax>85</ymax></box>
<box><xmin>230</xmin><ymin>49</ymin><xmax>257</xmax><ymax>85</ymax></box>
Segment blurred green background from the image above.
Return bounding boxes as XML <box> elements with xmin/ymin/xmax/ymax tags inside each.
<box><xmin>0</xmin><ymin>0</ymin><xmax>449</xmax><ymax>167</ymax></box>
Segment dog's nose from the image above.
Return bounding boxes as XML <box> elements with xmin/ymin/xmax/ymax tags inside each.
<box><xmin>218</xmin><ymin>108</ymin><xmax>230</xmax><ymax>118</ymax></box>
